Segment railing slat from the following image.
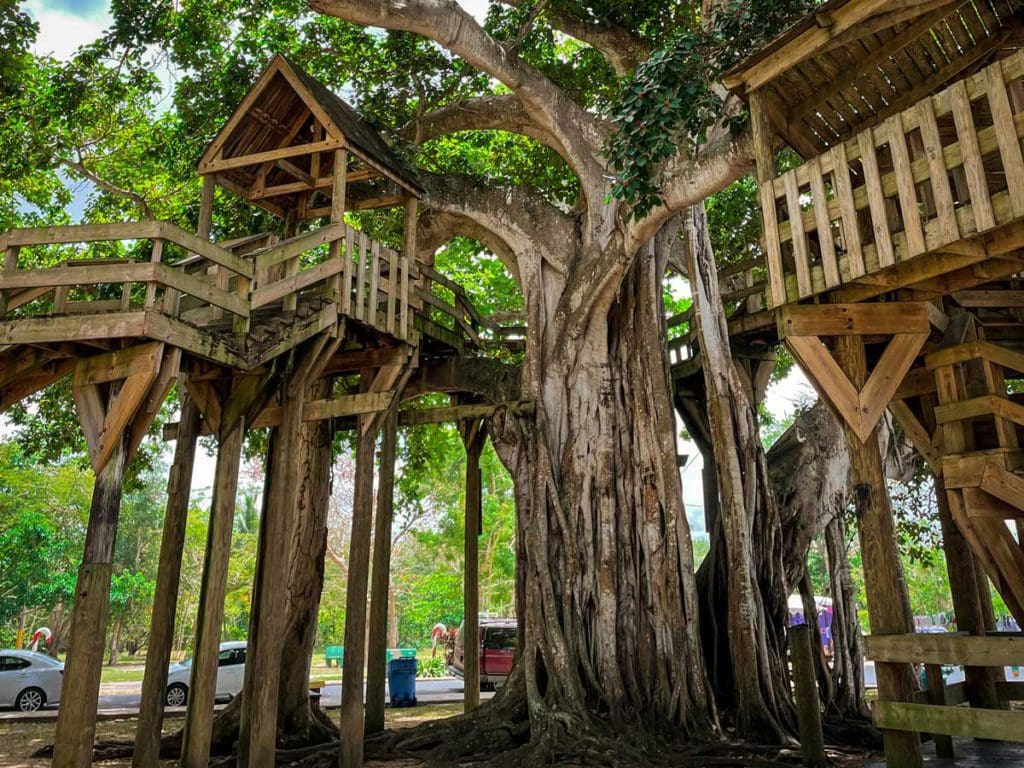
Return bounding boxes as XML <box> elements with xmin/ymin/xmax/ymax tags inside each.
<box><xmin>807</xmin><ymin>157</ymin><xmax>839</xmax><ymax>288</ymax></box>
<box><xmin>950</xmin><ymin>79</ymin><xmax>996</xmax><ymax>233</ymax></box>
<box><xmin>829</xmin><ymin>142</ymin><xmax>864</xmax><ymax>279</ymax></box>
<box><xmin>400</xmin><ymin>253</ymin><xmax>409</xmax><ymax>340</ymax></box>
<box><xmin>369</xmin><ymin>240</ymin><xmax>381</xmax><ymax>330</ymax></box>
<box><xmin>783</xmin><ymin>172</ymin><xmax>812</xmax><ymax>298</ymax></box>
<box><xmin>341</xmin><ymin>226</ymin><xmax>355</xmax><ymax>316</ymax></box>
<box><xmin>759</xmin><ymin>183</ymin><xmax>786</xmax><ymax>307</ymax></box>
<box><xmin>885</xmin><ymin>113</ymin><xmax>926</xmax><ymax>258</ymax></box>
<box><xmin>986</xmin><ymin>61</ymin><xmax>1024</xmax><ymax>219</ymax></box>
<box><xmin>858</xmin><ymin>128</ymin><xmax>895</xmax><ymax>268</ymax></box>
<box><xmin>355</xmin><ymin>231</ymin><xmax>368</xmax><ymax>322</ymax></box>
<box><xmin>917</xmin><ymin>96</ymin><xmax>960</xmax><ymax>246</ymax></box>
<box><xmin>386</xmin><ymin>250</ymin><xmax>397</xmax><ymax>336</ymax></box>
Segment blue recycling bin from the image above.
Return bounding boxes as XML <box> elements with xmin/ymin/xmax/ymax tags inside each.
<box><xmin>388</xmin><ymin>657</ymin><xmax>417</xmax><ymax>707</ymax></box>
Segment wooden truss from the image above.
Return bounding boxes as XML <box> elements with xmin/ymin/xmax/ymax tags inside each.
<box><xmin>71</xmin><ymin>342</ymin><xmax>180</xmax><ymax>474</ymax></box>
<box><xmin>779</xmin><ymin>303</ymin><xmax>930</xmax><ymax>442</ymax></box>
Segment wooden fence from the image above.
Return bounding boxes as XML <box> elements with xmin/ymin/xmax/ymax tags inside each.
<box><xmin>865</xmin><ymin>632</ymin><xmax>1024</xmax><ymax>757</ymax></box>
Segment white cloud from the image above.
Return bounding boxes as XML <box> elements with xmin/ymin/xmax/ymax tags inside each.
<box><xmin>23</xmin><ymin>1</ymin><xmax>111</xmax><ymax>61</ymax></box>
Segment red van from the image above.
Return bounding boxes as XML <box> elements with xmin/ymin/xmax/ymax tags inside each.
<box><xmin>449</xmin><ymin>618</ymin><xmax>517</xmax><ymax>690</ymax></box>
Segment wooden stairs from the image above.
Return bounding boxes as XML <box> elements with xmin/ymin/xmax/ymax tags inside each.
<box><xmin>927</xmin><ymin>333</ymin><xmax>1024</xmax><ymax>624</ymax></box>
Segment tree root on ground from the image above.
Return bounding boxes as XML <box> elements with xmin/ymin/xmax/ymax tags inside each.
<box><xmin>32</xmin><ymin>699</ymin><xmax>338</xmax><ymax>762</ymax></box>
<box><xmin>283</xmin><ymin>702</ymin><xmax>876</xmax><ymax>768</ymax></box>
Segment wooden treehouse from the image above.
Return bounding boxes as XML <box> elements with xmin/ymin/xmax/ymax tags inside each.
<box><xmin>725</xmin><ymin>0</ymin><xmax>1024</xmax><ymax>763</ymax></box>
<box><xmin>0</xmin><ymin>55</ymin><xmax>522</xmax><ymax>768</ymax></box>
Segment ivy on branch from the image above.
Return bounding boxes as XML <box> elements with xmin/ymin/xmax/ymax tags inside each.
<box><xmin>607</xmin><ymin>0</ymin><xmax>815</xmax><ymax>217</ymax></box>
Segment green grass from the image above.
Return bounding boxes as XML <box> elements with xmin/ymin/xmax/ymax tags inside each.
<box><xmin>100</xmin><ymin>666</ymin><xmax>148</xmax><ymax>684</ymax></box>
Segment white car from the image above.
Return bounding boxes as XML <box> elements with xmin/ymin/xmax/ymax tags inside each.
<box><xmin>0</xmin><ymin>650</ymin><xmax>63</xmax><ymax>712</ymax></box>
<box><xmin>165</xmin><ymin>641</ymin><xmax>246</xmax><ymax>707</ymax></box>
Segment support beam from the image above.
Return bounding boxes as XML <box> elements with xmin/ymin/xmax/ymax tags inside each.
<box><xmin>833</xmin><ymin>335</ymin><xmax>922</xmax><ymax>768</ymax></box>
<box><xmin>461</xmin><ymin>419</ymin><xmax>486</xmax><ymax>713</ymax></box>
<box><xmin>133</xmin><ymin>395</ymin><xmax>201</xmax><ymax>768</ymax></box>
<box><xmin>366</xmin><ymin>407</ymin><xmax>399</xmax><ymax>734</ymax></box>
<box><xmin>180</xmin><ymin>417</ymin><xmax>245</xmax><ymax>768</ymax></box>
<box><xmin>338</xmin><ymin>390</ymin><xmax>379</xmax><ymax>768</ymax></box>
<box><xmin>52</xmin><ymin>433</ymin><xmax>128</xmax><ymax>768</ymax></box>
<box><xmin>936</xmin><ymin>475</ymin><xmax>1002</xmax><ymax>711</ymax></box>
<box><xmin>238</xmin><ymin>365</ymin><xmax>309</xmax><ymax>768</ymax></box>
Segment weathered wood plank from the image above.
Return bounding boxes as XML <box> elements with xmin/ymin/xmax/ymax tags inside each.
<box><xmin>355</xmin><ymin>231</ymin><xmax>368</xmax><ymax>321</ymax></box>
<box><xmin>249</xmin><ymin>258</ymin><xmax>343</xmax><ymax>309</ymax></box>
<box><xmin>253</xmin><ymin>223</ymin><xmax>345</xmax><ymax>271</ymax></box>
<box><xmin>830</xmin><ymin>142</ymin><xmax>865</xmax><ymax>279</ymax></box>
<box><xmin>866</xmin><ymin>633</ymin><xmax>1024</xmax><ymax>666</ymax></box>
<box><xmin>807</xmin><ymin>157</ymin><xmax>840</xmax><ymax>288</ymax></box>
<box><xmin>949</xmin><ymin>80</ymin><xmax>995</xmax><ymax>232</ymax></box>
<box><xmin>916</xmin><ymin>96</ymin><xmax>960</xmax><ymax>246</ymax></box>
<box><xmin>873</xmin><ymin>701</ymin><xmax>1024</xmax><ymax>743</ymax></box>
<box><xmin>779</xmin><ymin>302</ymin><xmax>929</xmax><ymax>337</ymax></box>
<box><xmin>783</xmin><ymin>171</ymin><xmax>813</xmax><ymax>297</ymax></box>
<box><xmin>885</xmin><ymin>113</ymin><xmax>926</xmax><ymax>258</ymax></box>
<box><xmin>858</xmin><ymin>129</ymin><xmax>895</xmax><ymax>268</ymax></box>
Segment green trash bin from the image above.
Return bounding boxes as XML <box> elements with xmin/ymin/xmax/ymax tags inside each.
<box><xmin>325</xmin><ymin>645</ymin><xmax>344</xmax><ymax>668</ymax></box>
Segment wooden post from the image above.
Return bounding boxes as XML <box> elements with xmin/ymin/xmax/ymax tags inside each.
<box><xmin>338</xmin><ymin>397</ymin><xmax>379</xmax><ymax>768</ymax></box>
<box><xmin>238</xmin><ymin>372</ymin><xmax>309</xmax><ymax>768</ymax></box>
<box><xmin>833</xmin><ymin>335</ymin><xmax>922</xmax><ymax>768</ymax></box>
<box><xmin>278</xmin><ymin>210</ymin><xmax>298</xmax><ymax>312</ymax></box>
<box><xmin>132</xmin><ymin>395</ymin><xmax>201</xmax><ymax>768</ymax></box>
<box><xmin>327</xmin><ymin>148</ymin><xmax>348</xmax><ymax>304</ymax></box>
<box><xmin>52</xmin><ymin>436</ymin><xmax>128</xmax><ymax>768</ymax></box>
<box><xmin>461</xmin><ymin>420</ymin><xmax>486</xmax><ymax>712</ymax></box>
<box><xmin>198</xmin><ymin>176</ymin><xmax>215</xmax><ymax>241</ymax></box>
<box><xmin>180</xmin><ymin>417</ymin><xmax>245</xmax><ymax>768</ymax></box>
<box><xmin>365</xmin><ymin>407</ymin><xmax>399</xmax><ymax>734</ymax></box>
<box><xmin>934</xmin><ymin>474</ymin><xmax>1001</xmax><ymax>711</ymax></box>
<box><xmin>923</xmin><ymin>663</ymin><xmax>955</xmax><ymax>759</ymax></box>
<box><xmin>789</xmin><ymin>623</ymin><xmax>828</xmax><ymax>768</ymax></box>
<box><xmin>402</xmin><ymin>198</ymin><xmax>417</xmax><ymax>340</ymax></box>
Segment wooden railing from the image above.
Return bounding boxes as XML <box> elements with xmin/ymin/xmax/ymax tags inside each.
<box><xmin>416</xmin><ymin>265</ymin><xmax>526</xmax><ymax>351</ymax></box>
<box><xmin>250</xmin><ymin>224</ymin><xmax>413</xmax><ymax>341</ymax></box>
<box><xmin>762</xmin><ymin>49</ymin><xmax>1024</xmax><ymax>307</ymax></box>
<box><xmin>665</xmin><ymin>253</ymin><xmax>769</xmax><ymax>370</ymax></box>
<box><xmin>0</xmin><ymin>222</ymin><xmax>253</xmax><ymax>335</ymax></box>
<box><xmin>864</xmin><ymin>632</ymin><xmax>1024</xmax><ymax>754</ymax></box>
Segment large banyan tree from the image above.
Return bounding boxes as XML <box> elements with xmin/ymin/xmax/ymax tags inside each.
<box><xmin>4</xmin><ymin>0</ymin><xmax>885</xmax><ymax>763</ymax></box>
<box><xmin>292</xmin><ymin>0</ymin><xmax>822</xmax><ymax>761</ymax></box>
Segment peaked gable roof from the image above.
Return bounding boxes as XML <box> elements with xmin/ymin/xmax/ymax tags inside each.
<box><xmin>198</xmin><ymin>55</ymin><xmax>422</xmax><ymax>207</ymax></box>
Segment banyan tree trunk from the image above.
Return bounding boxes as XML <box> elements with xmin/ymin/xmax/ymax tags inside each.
<box><xmin>510</xmin><ymin>234</ymin><xmax>712</xmax><ymax>753</ymax></box>
<box><xmin>683</xmin><ymin>204</ymin><xmax>795</xmax><ymax>743</ymax></box>
<box><xmin>91</xmin><ymin>380</ymin><xmax>338</xmax><ymax>762</ymax></box>
<box><xmin>824</xmin><ymin>515</ymin><xmax>870</xmax><ymax>720</ymax></box>
<box><xmin>276</xmin><ymin>377</ymin><xmax>337</xmax><ymax>747</ymax></box>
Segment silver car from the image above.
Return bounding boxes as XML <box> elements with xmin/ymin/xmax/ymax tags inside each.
<box><xmin>0</xmin><ymin>650</ymin><xmax>63</xmax><ymax>711</ymax></box>
<box><xmin>165</xmin><ymin>641</ymin><xmax>247</xmax><ymax>707</ymax></box>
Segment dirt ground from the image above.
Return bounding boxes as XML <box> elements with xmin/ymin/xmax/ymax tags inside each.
<box><xmin>0</xmin><ymin>705</ymin><xmax>460</xmax><ymax>768</ymax></box>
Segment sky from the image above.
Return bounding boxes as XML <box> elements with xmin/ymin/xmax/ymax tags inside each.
<box><xmin>16</xmin><ymin>0</ymin><xmax>815</xmax><ymax>517</ymax></box>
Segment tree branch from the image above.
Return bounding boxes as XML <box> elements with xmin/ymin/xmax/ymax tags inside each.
<box><xmin>413</xmin><ymin>94</ymin><xmax>556</xmax><ymax>147</ymax></box>
<box><xmin>498</xmin><ymin>0</ymin><xmax>651</xmax><ymax>76</ymax></box>
<box><xmin>418</xmin><ymin>171</ymin><xmax>571</xmax><ymax>277</ymax></box>
<box><xmin>625</xmin><ymin>128</ymin><xmax>755</xmax><ymax>258</ymax></box>
<box><xmin>310</xmin><ymin>0</ymin><xmax>608</xmax><ymax>196</ymax></box>
<box><xmin>63</xmin><ymin>157</ymin><xmax>153</xmax><ymax>219</ymax></box>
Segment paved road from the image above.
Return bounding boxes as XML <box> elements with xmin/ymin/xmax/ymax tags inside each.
<box><xmin>0</xmin><ymin>677</ymin><xmax>492</xmax><ymax>721</ymax></box>
<box><xmin>92</xmin><ymin>677</ymin><xmax>485</xmax><ymax>710</ymax></box>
